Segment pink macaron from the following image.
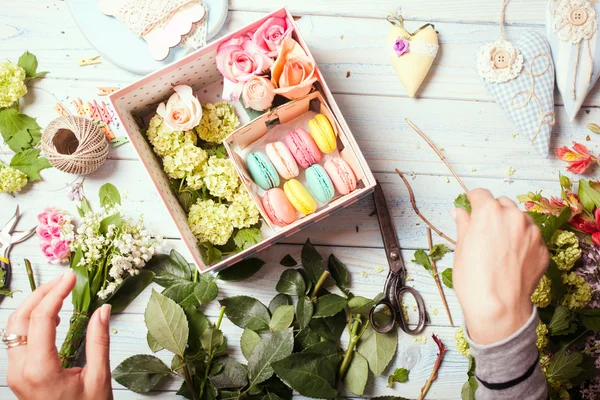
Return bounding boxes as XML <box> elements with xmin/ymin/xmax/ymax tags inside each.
<box><xmin>262</xmin><ymin>188</ymin><xmax>298</xmax><ymax>226</ymax></box>
<box><xmin>265</xmin><ymin>141</ymin><xmax>299</xmax><ymax>180</ymax></box>
<box><xmin>285</xmin><ymin>128</ymin><xmax>322</xmax><ymax>169</ymax></box>
<box><xmin>324</xmin><ymin>157</ymin><xmax>357</xmax><ymax>195</ymax></box>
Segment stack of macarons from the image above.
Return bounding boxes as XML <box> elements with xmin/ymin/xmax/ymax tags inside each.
<box><xmin>245</xmin><ymin>113</ymin><xmax>358</xmax><ymax>227</ymax></box>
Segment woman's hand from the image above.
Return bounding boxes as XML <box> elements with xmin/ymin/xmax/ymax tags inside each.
<box><xmin>451</xmin><ymin>189</ymin><xmax>549</xmax><ymax>345</ymax></box>
<box><xmin>6</xmin><ymin>271</ymin><xmax>113</xmax><ymax>400</ymax></box>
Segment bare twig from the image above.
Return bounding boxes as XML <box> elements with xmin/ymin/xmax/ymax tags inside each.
<box><xmin>417</xmin><ymin>334</ymin><xmax>448</xmax><ymax>400</ymax></box>
<box><xmin>395</xmin><ymin>169</ymin><xmax>457</xmax><ymax>245</ymax></box>
<box><xmin>405</xmin><ymin>118</ymin><xmax>468</xmax><ymax>193</ymax></box>
<box><xmin>427</xmin><ymin>229</ymin><xmax>454</xmax><ymax>326</ymax></box>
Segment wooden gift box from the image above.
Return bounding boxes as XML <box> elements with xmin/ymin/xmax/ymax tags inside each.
<box><xmin>109</xmin><ymin>7</ymin><xmax>376</xmax><ymax>272</ymax></box>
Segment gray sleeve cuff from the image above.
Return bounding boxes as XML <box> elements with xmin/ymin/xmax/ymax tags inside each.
<box><xmin>464</xmin><ymin>306</ymin><xmax>548</xmax><ymax>400</ymax></box>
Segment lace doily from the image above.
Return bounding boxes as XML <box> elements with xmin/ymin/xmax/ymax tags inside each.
<box><xmin>552</xmin><ymin>0</ymin><xmax>598</xmax><ymax>43</ymax></box>
<box><xmin>409</xmin><ymin>41</ymin><xmax>439</xmax><ymax>57</ymax></box>
<box><xmin>180</xmin><ymin>3</ymin><xmax>208</xmax><ymax>49</ymax></box>
<box><xmin>477</xmin><ymin>39</ymin><xmax>524</xmax><ymax>84</ymax></box>
<box><xmin>117</xmin><ymin>0</ymin><xmax>196</xmax><ymax>37</ymax></box>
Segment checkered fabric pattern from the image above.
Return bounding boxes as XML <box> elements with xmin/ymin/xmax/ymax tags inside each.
<box><xmin>478</xmin><ymin>31</ymin><xmax>555</xmax><ymax>158</ymax></box>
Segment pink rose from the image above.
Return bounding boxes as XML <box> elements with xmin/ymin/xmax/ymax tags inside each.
<box><xmin>156</xmin><ymin>85</ymin><xmax>202</xmax><ymax>131</ymax></box>
<box><xmin>37</xmin><ymin>225</ymin><xmax>53</xmax><ymax>241</ymax></box>
<box><xmin>52</xmin><ymin>240</ymin><xmax>71</xmax><ymax>262</ymax></box>
<box><xmin>49</xmin><ymin>225</ymin><xmax>62</xmax><ymax>239</ymax></box>
<box><xmin>270</xmin><ymin>37</ymin><xmax>318</xmax><ymax>100</ymax></box>
<box><xmin>47</xmin><ymin>211</ymin><xmax>61</xmax><ymax>226</ymax></box>
<box><xmin>252</xmin><ymin>17</ymin><xmax>293</xmax><ymax>57</ymax></box>
<box><xmin>41</xmin><ymin>242</ymin><xmax>55</xmax><ymax>259</ymax></box>
<box><xmin>242</xmin><ymin>76</ymin><xmax>276</xmax><ymax>111</ymax></box>
<box><xmin>217</xmin><ymin>36</ymin><xmax>274</xmax><ymax>100</ymax></box>
<box><xmin>37</xmin><ymin>210</ymin><xmax>50</xmax><ymax>225</ymax></box>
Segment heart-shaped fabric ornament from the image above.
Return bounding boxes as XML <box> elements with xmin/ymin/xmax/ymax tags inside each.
<box><xmin>476</xmin><ymin>31</ymin><xmax>556</xmax><ymax>158</ymax></box>
<box><xmin>546</xmin><ymin>0</ymin><xmax>600</xmax><ymax>121</ymax></box>
<box><xmin>387</xmin><ymin>16</ymin><xmax>439</xmax><ymax>98</ymax></box>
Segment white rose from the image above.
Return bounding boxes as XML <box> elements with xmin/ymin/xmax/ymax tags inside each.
<box><xmin>156</xmin><ymin>85</ymin><xmax>202</xmax><ymax>131</ymax></box>
<box><xmin>242</xmin><ymin>76</ymin><xmax>275</xmax><ymax>112</ymax></box>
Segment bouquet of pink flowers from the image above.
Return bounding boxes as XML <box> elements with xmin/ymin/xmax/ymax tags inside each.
<box><xmin>216</xmin><ymin>16</ymin><xmax>318</xmax><ymax>111</ymax></box>
<box><xmin>36</xmin><ymin>208</ymin><xmax>75</xmax><ymax>264</ymax></box>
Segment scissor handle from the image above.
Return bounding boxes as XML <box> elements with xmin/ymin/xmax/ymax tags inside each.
<box><xmin>369</xmin><ymin>286</ymin><xmax>427</xmax><ymax>335</ymax></box>
<box><xmin>369</xmin><ymin>298</ymin><xmax>397</xmax><ymax>333</ymax></box>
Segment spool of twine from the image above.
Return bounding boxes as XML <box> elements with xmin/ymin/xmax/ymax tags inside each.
<box><xmin>41</xmin><ymin>116</ymin><xmax>109</xmax><ymax>175</ymax></box>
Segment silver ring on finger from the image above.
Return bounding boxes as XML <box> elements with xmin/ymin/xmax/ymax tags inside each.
<box><xmin>1</xmin><ymin>329</ymin><xmax>27</xmax><ymax>349</ymax></box>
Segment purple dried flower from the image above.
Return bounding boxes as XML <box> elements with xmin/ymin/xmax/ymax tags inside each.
<box><xmin>580</xmin><ymin>332</ymin><xmax>600</xmax><ymax>399</ymax></box>
<box><xmin>67</xmin><ymin>179</ymin><xmax>85</xmax><ymax>202</ymax></box>
<box><xmin>394</xmin><ymin>39</ymin><xmax>410</xmax><ymax>56</ymax></box>
<box><xmin>577</xmin><ymin>241</ymin><xmax>600</xmax><ymax>308</ymax></box>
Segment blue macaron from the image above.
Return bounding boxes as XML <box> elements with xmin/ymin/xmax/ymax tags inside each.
<box><xmin>246</xmin><ymin>152</ymin><xmax>280</xmax><ymax>190</ymax></box>
<box><xmin>305</xmin><ymin>164</ymin><xmax>335</xmax><ymax>203</ymax></box>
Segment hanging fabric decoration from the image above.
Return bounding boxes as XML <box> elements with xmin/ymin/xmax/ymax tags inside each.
<box><xmin>547</xmin><ymin>0</ymin><xmax>600</xmax><ymax>121</ymax></box>
<box><xmin>387</xmin><ymin>13</ymin><xmax>439</xmax><ymax>98</ymax></box>
<box><xmin>476</xmin><ymin>0</ymin><xmax>556</xmax><ymax>158</ymax></box>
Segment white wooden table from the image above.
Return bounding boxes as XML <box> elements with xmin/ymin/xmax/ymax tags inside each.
<box><xmin>1</xmin><ymin>1</ymin><xmax>597</xmax><ymax>399</ymax></box>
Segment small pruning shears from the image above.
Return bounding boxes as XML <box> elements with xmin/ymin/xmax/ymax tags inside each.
<box><xmin>0</xmin><ymin>206</ymin><xmax>36</xmax><ymax>302</ymax></box>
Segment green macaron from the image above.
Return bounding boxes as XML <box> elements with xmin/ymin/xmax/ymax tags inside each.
<box><xmin>305</xmin><ymin>164</ymin><xmax>335</xmax><ymax>203</ymax></box>
<box><xmin>246</xmin><ymin>152</ymin><xmax>280</xmax><ymax>190</ymax></box>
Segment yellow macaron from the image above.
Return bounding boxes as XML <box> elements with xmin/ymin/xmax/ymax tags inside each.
<box><xmin>283</xmin><ymin>179</ymin><xmax>317</xmax><ymax>215</ymax></box>
<box><xmin>308</xmin><ymin>114</ymin><xmax>336</xmax><ymax>153</ymax></box>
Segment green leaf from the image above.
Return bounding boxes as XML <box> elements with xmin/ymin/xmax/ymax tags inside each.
<box><xmin>526</xmin><ymin>211</ymin><xmax>548</xmax><ymax>230</ymax></box>
<box><xmin>461</xmin><ymin>357</ymin><xmax>478</xmax><ymax>400</ymax></box>
<box><xmin>70</xmin><ymin>247</ymin><xmax>91</xmax><ymax>312</ymax></box>
<box><xmin>577</xmin><ymin>309</ymin><xmax>600</xmax><ymax>331</ymax></box>
<box><xmin>546</xmin><ymin>260</ymin><xmax>567</xmax><ymax>302</ymax></box>
<box><xmin>429</xmin><ymin>244</ymin><xmax>450</xmax><ymax>261</ymax></box>
<box><xmin>549</xmin><ymin>306</ymin><xmax>572</xmax><ymax>335</ymax></box>
<box><xmin>387</xmin><ymin>367</ymin><xmax>410</xmax><ymax>387</ymax></box>
<box><xmin>328</xmin><ymin>254</ymin><xmax>349</xmax><ymax>291</ymax></box>
<box><xmin>372</xmin><ymin>397</ymin><xmax>409</xmax><ymax>400</ymax></box>
<box><xmin>269</xmin><ymin>305</ymin><xmax>295</xmax><ymax>332</ymax></box>
<box><xmin>99</xmin><ymin>213</ymin><xmax>121</xmax><ymax>235</ymax></box>
<box><xmin>441</xmin><ymin>268</ymin><xmax>453</xmax><ymax>289</ymax></box>
<box><xmin>147</xmin><ymin>332</ymin><xmax>163</xmax><ymax>353</ymax></box>
<box><xmin>161</xmin><ymin>282</ymin><xmax>197</xmax><ymax>307</ymax></box>
<box><xmin>262</xmin><ymin>376</ymin><xmax>293</xmax><ymax>400</ymax></box>
<box><xmin>185</xmin><ymin>304</ymin><xmax>209</xmax><ymax>353</ymax></box>
<box><xmin>302</xmin><ymin>341</ymin><xmax>343</xmax><ymax>367</ymax></box>
<box><xmin>112</xmin><ymin>354</ymin><xmax>172</xmax><ymax>393</ymax></box>
<box><xmin>269</xmin><ymin>293</ymin><xmax>293</xmax><ymax>314</ymax></box>
<box><xmin>216</xmin><ymin>258</ymin><xmax>264</xmax><ymax>282</ymax></box>
<box><xmin>570</xmin><ymin>354</ymin><xmax>598</xmax><ymax>386</ymax></box>
<box><xmin>280</xmin><ymin>254</ymin><xmax>297</xmax><ymax>267</ymax></box>
<box><xmin>247</xmin><ymin>327</ymin><xmax>294</xmax><ymax>386</ymax></box>
<box><xmin>275</xmin><ymin>269</ymin><xmax>306</xmax><ymax>296</ymax></box>
<box><xmin>194</xmin><ymin>274</ymin><xmax>218</xmax><ymax>303</ymax></box>
<box><xmin>348</xmin><ymin>293</ymin><xmax>385</xmax><ymax>316</ymax></box>
<box><xmin>200</xmin><ymin>328</ymin><xmax>224</xmax><ymax>353</ymax></box>
<box><xmin>454</xmin><ymin>194</ymin><xmax>472</xmax><ymax>213</ymax></box>
<box><xmin>144</xmin><ymin>290</ymin><xmax>189</xmax><ymax>357</ymax></box>
<box><xmin>296</xmin><ymin>295</ymin><xmax>313</xmax><ymax>329</ymax></box>
<box><xmin>17</xmin><ymin>51</ymin><xmax>48</xmax><ymax>79</ymax></box>
<box><xmin>98</xmin><ymin>183</ymin><xmax>121</xmax><ymax>207</ymax></box>
<box><xmin>313</xmin><ymin>294</ymin><xmax>348</xmax><ymax>318</ymax></box>
<box><xmin>357</xmin><ymin>315</ymin><xmax>398</xmax><ymax>377</ymax></box>
<box><xmin>546</xmin><ymin>348</ymin><xmax>584</xmax><ymax>381</ymax></box>
<box><xmin>0</xmin><ymin>108</ymin><xmax>41</xmax><ymax>151</ymax></box>
<box><xmin>294</xmin><ymin>326</ymin><xmax>321</xmax><ymax>351</ymax></box>
<box><xmin>261</xmin><ymin>394</ymin><xmax>284</xmax><ymax>400</ymax></box>
<box><xmin>578</xmin><ymin>179</ymin><xmax>600</xmax><ymax>212</ymax></box>
<box><xmin>105</xmin><ymin>269</ymin><xmax>154</xmax><ymax>313</ymax></box>
<box><xmin>344</xmin><ymin>351</ymin><xmax>369</xmax><ymax>395</ymax></box>
<box><xmin>147</xmin><ymin>252</ymin><xmax>192</xmax><ymax>287</ymax></box>
<box><xmin>10</xmin><ymin>148</ymin><xmax>51</xmax><ymax>181</ymax></box>
<box><xmin>234</xmin><ymin>227</ymin><xmax>263</xmax><ymax>250</ymax></box>
<box><xmin>309</xmin><ymin>311</ymin><xmax>347</xmax><ymax>342</ymax></box>
<box><xmin>220</xmin><ymin>296</ymin><xmax>270</xmax><ymax>331</ymax></box>
<box><xmin>301</xmin><ymin>239</ymin><xmax>327</xmax><ymax>285</ymax></box>
<box><xmin>412</xmin><ymin>249</ymin><xmax>433</xmax><ymax>275</ymax></box>
<box><xmin>541</xmin><ymin>207</ymin><xmax>571</xmax><ymax>244</ymax></box>
<box><xmin>6</xmin><ymin>128</ymin><xmax>32</xmax><ymax>152</ymax></box>
<box><xmin>241</xmin><ymin>327</ymin><xmax>261</xmax><ymax>360</ymax></box>
<box><xmin>78</xmin><ymin>197</ymin><xmax>93</xmax><ymax>217</ymax></box>
<box><xmin>210</xmin><ymin>356</ymin><xmax>248</xmax><ymax>389</ymax></box>
<box><xmin>271</xmin><ymin>353</ymin><xmax>338</xmax><ymax>398</ymax></box>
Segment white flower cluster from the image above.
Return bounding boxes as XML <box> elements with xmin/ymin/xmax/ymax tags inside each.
<box><xmin>72</xmin><ymin>205</ymin><xmax>163</xmax><ymax>300</ymax></box>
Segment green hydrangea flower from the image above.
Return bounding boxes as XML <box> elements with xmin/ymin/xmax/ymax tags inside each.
<box><xmin>162</xmin><ymin>144</ymin><xmax>208</xmax><ymax>180</ymax></box>
<box><xmin>0</xmin><ymin>62</ymin><xmax>27</xmax><ymax>108</ymax></box>
<box><xmin>227</xmin><ymin>188</ymin><xmax>260</xmax><ymax>229</ymax></box>
<box><xmin>195</xmin><ymin>102</ymin><xmax>240</xmax><ymax>143</ymax></box>
<box><xmin>536</xmin><ymin>321</ymin><xmax>549</xmax><ymax>351</ymax></box>
<box><xmin>561</xmin><ymin>272</ymin><xmax>592</xmax><ymax>309</ymax></box>
<box><xmin>454</xmin><ymin>327</ymin><xmax>470</xmax><ymax>357</ymax></box>
<box><xmin>188</xmin><ymin>199</ymin><xmax>233</xmax><ymax>246</ymax></box>
<box><xmin>146</xmin><ymin>115</ymin><xmax>198</xmax><ymax>158</ymax></box>
<box><xmin>550</xmin><ymin>230</ymin><xmax>582</xmax><ymax>271</ymax></box>
<box><xmin>202</xmin><ymin>157</ymin><xmax>240</xmax><ymax>201</ymax></box>
<box><xmin>0</xmin><ymin>166</ymin><xmax>28</xmax><ymax>194</ymax></box>
<box><xmin>531</xmin><ymin>275</ymin><xmax>552</xmax><ymax>308</ymax></box>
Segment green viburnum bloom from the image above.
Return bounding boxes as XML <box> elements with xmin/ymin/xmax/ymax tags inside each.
<box><xmin>561</xmin><ymin>272</ymin><xmax>592</xmax><ymax>309</ymax></box>
<box><xmin>536</xmin><ymin>321</ymin><xmax>549</xmax><ymax>351</ymax></box>
<box><xmin>0</xmin><ymin>61</ymin><xmax>27</xmax><ymax>108</ymax></box>
<box><xmin>195</xmin><ymin>102</ymin><xmax>239</xmax><ymax>143</ymax></box>
<box><xmin>0</xmin><ymin>166</ymin><xmax>28</xmax><ymax>193</ymax></box>
<box><xmin>550</xmin><ymin>230</ymin><xmax>582</xmax><ymax>271</ymax></box>
<box><xmin>531</xmin><ymin>274</ymin><xmax>552</xmax><ymax>308</ymax></box>
<box><xmin>454</xmin><ymin>327</ymin><xmax>470</xmax><ymax>357</ymax></box>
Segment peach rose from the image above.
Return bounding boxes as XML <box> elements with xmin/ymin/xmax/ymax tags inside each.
<box><xmin>156</xmin><ymin>85</ymin><xmax>202</xmax><ymax>131</ymax></box>
<box><xmin>270</xmin><ymin>37</ymin><xmax>318</xmax><ymax>100</ymax></box>
<box><xmin>242</xmin><ymin>76</ymin><xmax>276</xmax><ymax>111</ymax></box>
<box><xmin>252</xmin><ymin>16</ymin><xmax>293</xmax><ymax>57</ymax></box>
<box><xmin>217</xmin><ymin>36</ymin><xmax>274</xmax><ymax>100</ymax></box>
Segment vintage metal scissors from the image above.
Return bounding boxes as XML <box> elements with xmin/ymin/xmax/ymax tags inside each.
<box><xmin>0</xmin><ymin>206</ymin><xmax>36</xmax><ymax>300</ymax></box>
<box><xmin>369</xmin><ymin>182</ymin><xmax>427</xmax><ymax>335</ymax></box>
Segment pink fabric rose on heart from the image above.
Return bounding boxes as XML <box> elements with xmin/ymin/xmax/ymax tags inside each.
<box><xmin>270</xmin><ymin>37</ymin><xmax>318</xmax><ymax>100</ymax></box>
<box><xmin>156</xmin><ymin>85</ymin><xmax>202</xmax><ymax>131</ymax></box>
<box><xmin>36</xmin><ymin>207</ymin><xmax>74</xmax><ymax>264</ymax></box>
<box><xmin>394</xmin><ymin>39</ymin><xmax>410</xmax><ymax>56</ymax></box>
<box><xmin>252</xmin><ymin>16</ymin><xmax>294</xmax><ymax>57</ymax></box>
<box><xmin>217</xmin><ymin>36</ymin><xmax>274</xmax><ymax>100</ymax></box>
<box><xmin>242</xmin><ymin>76</ymin><xmax>276</xmax><ymax>111</ymax></box>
